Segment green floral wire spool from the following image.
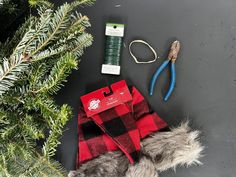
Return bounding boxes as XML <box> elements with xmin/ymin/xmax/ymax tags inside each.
<box><xmin>101</xmin><ymin>23</ymin><xmax>125</xmax><ymax>75</ymax></box>
<box><xmin>104</xmin><ymin>36</ymin><xmax>123</xmax><ymax>65</ymax></box>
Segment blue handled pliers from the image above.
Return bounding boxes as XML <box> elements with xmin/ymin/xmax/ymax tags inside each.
<box><xmin>149</xmin><ymin>41</ymin><xmax>181</xmax><ymax>101</ymax></box>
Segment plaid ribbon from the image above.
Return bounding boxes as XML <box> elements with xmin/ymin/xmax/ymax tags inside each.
<box><xmin>77</xmin><ymin>86</ymin><xmax>168</xmax><ymax>166</ymax></box>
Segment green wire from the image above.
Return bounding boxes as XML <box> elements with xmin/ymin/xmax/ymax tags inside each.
<box><xmin>104</xmin><ymin>36</ymin><xmax>123</xmax><ymax>66</ymax></box>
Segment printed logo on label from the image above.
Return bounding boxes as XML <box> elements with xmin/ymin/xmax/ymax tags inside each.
<box><xmin>88</xmin><ymin>99</ymin><xmax>101</xmax><ymax>111</ymax></box>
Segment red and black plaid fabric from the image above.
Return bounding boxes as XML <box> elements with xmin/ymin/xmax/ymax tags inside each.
<box><xmin>77</xmin><ymin>86</ymin><xmax>168</xmax><ymax>167</ymax></box>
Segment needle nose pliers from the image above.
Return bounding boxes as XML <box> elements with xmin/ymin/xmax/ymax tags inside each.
<box><xmin>149</xmin><ymin>40</ymin><xmax>181</xmax><ymax>101</ymax></box>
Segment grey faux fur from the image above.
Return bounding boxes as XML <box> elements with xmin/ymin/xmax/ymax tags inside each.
<box><xmin>69</xmin><ymin>122</ymin><xmax>204</xmax><ymax>177</ymax></box>
<box><xmin>125</xmin><ymin>157</ymin><xmax>157</xmax><ymax>177</ymax></box>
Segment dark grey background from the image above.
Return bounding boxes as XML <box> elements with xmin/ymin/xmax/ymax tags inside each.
<box><xmin>55</xmin><ymin>0</ymin><xmax>236</xmax><ymax>176</ymax></box>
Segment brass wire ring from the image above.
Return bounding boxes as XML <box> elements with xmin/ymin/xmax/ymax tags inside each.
<box><xmin>129</xmin><ymin>40</ymin><xmax>158</xmax><ymax>64</ymax></box>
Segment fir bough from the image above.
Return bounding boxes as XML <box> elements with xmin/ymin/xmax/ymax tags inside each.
<box><xmin>0</xmin><ymin>0</ymin><xmax>94</xmax><ymax>176</ymax></box>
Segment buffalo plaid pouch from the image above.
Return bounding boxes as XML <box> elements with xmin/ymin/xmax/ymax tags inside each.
<box><xmin>77</xmin><ymin>80</ymin><xmax>168</xmax><ymax>167</ymax></box>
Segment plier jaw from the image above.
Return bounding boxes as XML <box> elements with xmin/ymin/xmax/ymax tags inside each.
<box><xmin>149</xmin><ymin>40</ymin><xmax>181</xmax><ymax>101</ymax></box>
<box><xmin>168</xmin><ymin>40</ymin><xmax>181</xmax><ymax>62</ymax></box>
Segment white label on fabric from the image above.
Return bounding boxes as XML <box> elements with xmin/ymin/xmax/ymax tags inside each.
<box><xmin>105</xmin><ymin>23</ymin><xmax>125</xmax><ymax>37</ymax></box>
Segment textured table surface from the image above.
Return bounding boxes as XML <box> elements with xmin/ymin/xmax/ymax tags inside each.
<box><xmin>55</xmin><ymin>0</ymin><xmax>236</xmax><ymax>176</ymax></box>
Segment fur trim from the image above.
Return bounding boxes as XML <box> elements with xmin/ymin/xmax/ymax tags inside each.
<box><xmin>142</xmin><ymin>121</ymin><xmax>204</xmax><ymax>172</ymax></box>
<box><xmin>125</xmin><ymin>157</ymin><xmax>158</xmax><ymax>177</ymax></box>
<box><xmin>69</xmin><ymin>122</ymin><xmax>204</xmax><ymax>177</ymax></box>
<box><xmin>70</xmin><ymin>152</ymin><xmax>129</xmax><ymax>177</ymax></box>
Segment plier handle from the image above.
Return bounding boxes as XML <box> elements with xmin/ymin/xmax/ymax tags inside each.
<box><xmin>149</xmin><ymin>41</ymin><xmax>181</xmax><ymax>101</ymax></box>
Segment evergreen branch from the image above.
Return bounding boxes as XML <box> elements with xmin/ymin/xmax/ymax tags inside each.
<box><xmin>12</xmin><ymin>27</ymin><xmax>35</xmax><ymax>56</ymax></box>
<box><xmin>22</xmin><ymin>114</ymin><xmax>45</xmax><ymax>139</ymax></box>
<box><xmin>0</xmin><ymin>54</ymin><xmax>28</xmax><ymax>96</ymax></box>
<box><xmin>54</xmin><ymin>13</ymin><xmax>91</xmax><ymax>45</ymax></box>
<box><xmin>32</xmin><ymin>45</ymin><xmax>66</xmax><ymax>62</ymax></box>
<box><xmin>5</xmin><ymin>140</ymin><xmax>34</xmax><ymax>160</ymax></box>
<box><xmin>0</xmin><ymin>0</ymin><xmax>17</xmax><ymax>14</ymax></box>
<box><xmin>67</xmin><ymin>13</ymin><xmax>90</xmax><ymax>34</ymax></box>
<box><xmin>33</xmin><ymin>19</ymin><xmax>92</xmax><ymax>62</ymax></box>
<box><xmin>1</xmin><ymin>17</ymin><xmax>33</xmax><ymax>58</ymax></box>
<box><xmin>32</xmin><ymin>31</ymin><xmax>92</xmax><ymax>61</ymax></box>
<box><xmin>1</xmin><ymin>152</ymin><xmax>66</xmax><ymax>177</ymax></box>
<box><xmin>26</xmin><ymin>95</ymin><xmax>59</xmax><ymax>121</ymax></box>
<box><xmin>0</xmin><ymin>124</ymin><xmax>18</xmax><ymax>140</ymax></box>
<box><xmin>29</xmin><ymin>63</ymin><xmax>47</xmax><ymax>87</ymax></box>
<box><xmin>33</xmin><ymin>53</ymin><xmax>78</xmax><ymax>94</ymax></box>
<box><xmin>28</xmin><ymin>0</ymin><xmax>53</xmax><ymax>9</ymax></box>
<box><xmin>0</xmin><ymin>85</ymin><xmax>29</xmax><ymax>107</ymax></box>
<box><xmin>71</xmin><ymin>0</ymin><xmax>96</xmax><ymax>7</ymax></box>
<box><xmin>30</xmin><ymin>0</ymin><xmax>94</xmax><ymax>57</ymax></box>
<box><xmin>44</xmin><ymin>33</ymin><xmax>92</xmax><ymax>61</ymax></box>
<box><xmin>0</xmin><ymin>0</ymin><xmax>94</xmax><ymax>176</ymax></box>
<box><xmin>0</xmin><ymin>125</ymin><xmax>35</xmax><ymax>161</ymax></box>
<box><xmin>43</xmin><ymin>104</ymin><xmax>71</xmax><ymax>158</ymax></box>
<box><xmin>31</xmin><ymin>3</ymin><xmax>72</xmax><ymax>56</ymax></box>
<box><xmin>36</xmin><ymin>153</ymin><xmax>66</xmax><ymax>177</ymax></box>
<box><xmin>72</xmin><ymin>33</ymin><xmax>93</xmax><ymax>57</ymax></box>
<box><xmin>0</xmin><ymin>108</ymin><xmax>8</xmax><ymax>124</ymax></box>
<box><xmin>22</xmin><ymin>9</ymin><xmax>52</xmax><ymax>54</ymax></box>
<box><xmin>0</xmin><ymin>154</ymin><xmax>11</xmax><ymax>177</ymax></box>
